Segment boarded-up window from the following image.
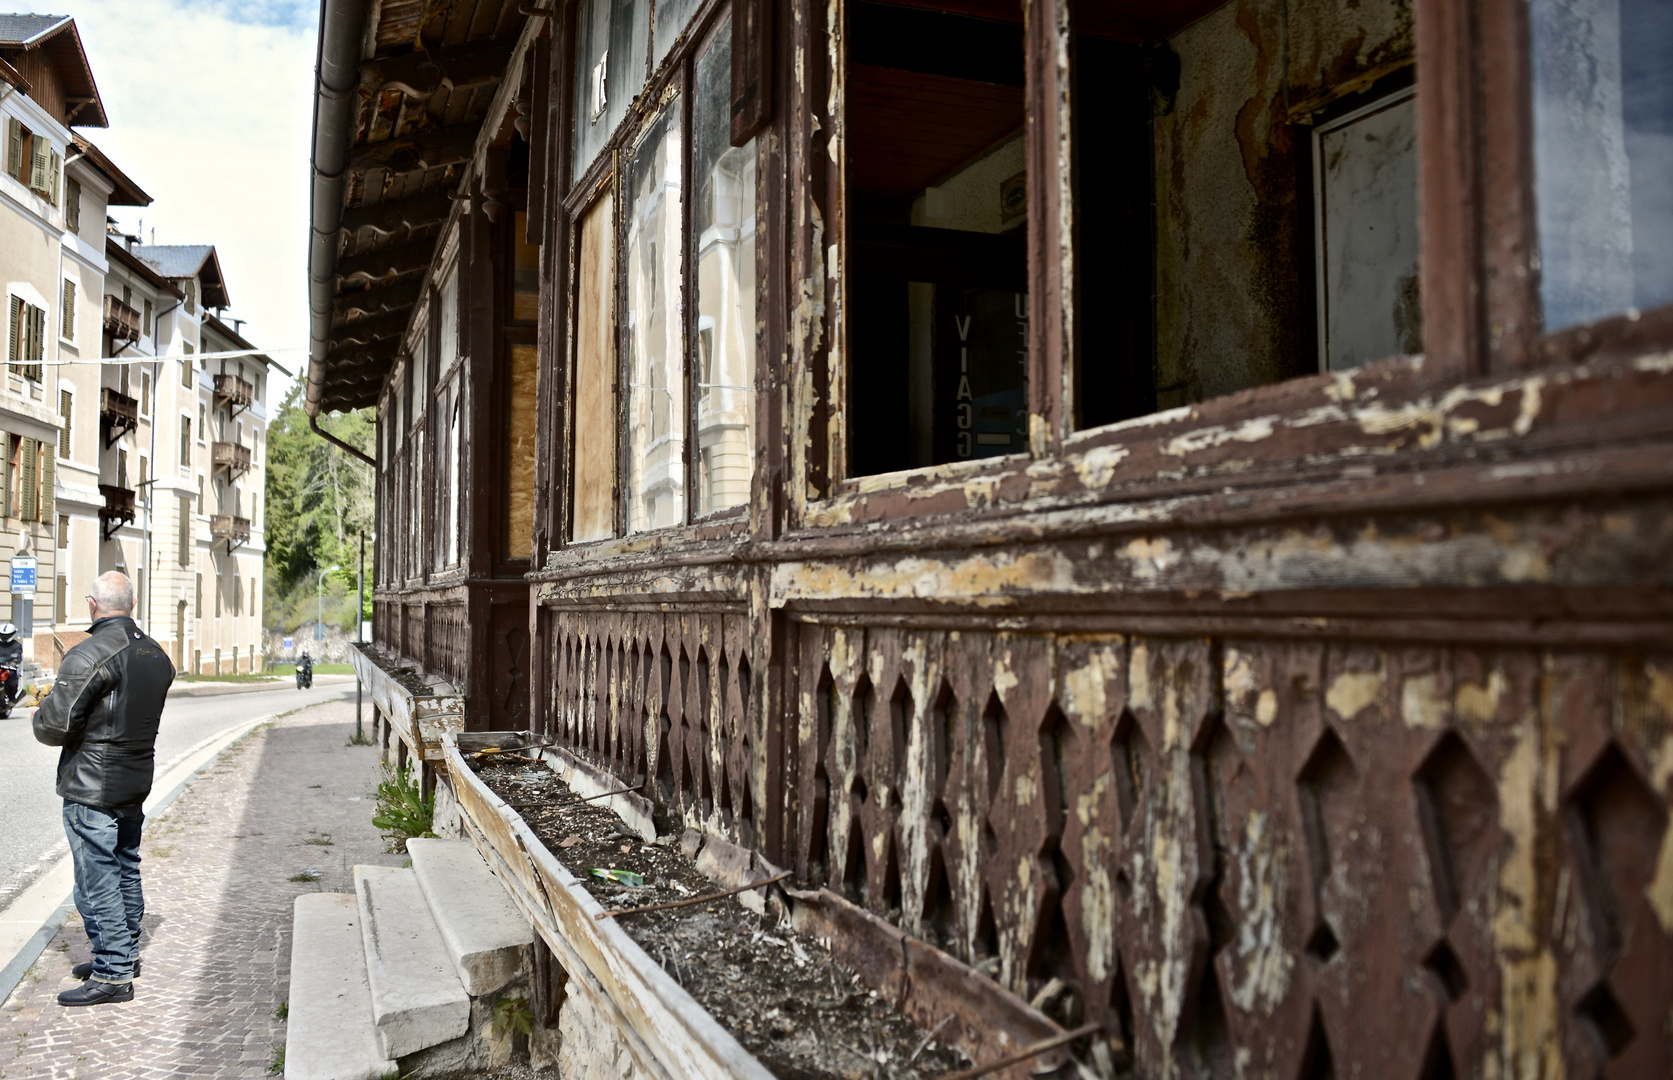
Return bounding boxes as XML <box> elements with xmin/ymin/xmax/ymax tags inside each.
<box><xmin>571</xmin><ymin>190</ymin><xmax>617</xmax><ymax>542</ymax></box>
<box><xmin>507</xmin><ymin>345</ymin><xmax>538</xmax><ymax>559</ymax></box>
<box><xmin>56</xmin><ymin>575</ymin><xmax>66</xmax><ymax>621</ymax></box>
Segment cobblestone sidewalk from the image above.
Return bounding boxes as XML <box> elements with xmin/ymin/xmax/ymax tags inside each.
<box><xmin>0</xmin><ymin>699</ymin><xmax>406</xmax><ymax>1079</ymax></box>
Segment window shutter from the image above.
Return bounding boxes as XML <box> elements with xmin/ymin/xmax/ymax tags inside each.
<box><xmin>49</xmin><ymin>151</ymin><xmax>60</xmax><ymax>205</ymax></box>
<box><xmin>56</xmin><ymin>575</ymin><xmax>66</xmax><ymax>620</ymax></box>
<box><xmin>7</xmin><ymin>296</ymin><xmax>19</xmax><ymax>366</ymax></box>
<box><xmin>179</xmin><ymin>497</ymin><xmax>190</xmax><ymax>566</ymax></box>
<box><xmin>5</xmin><ymin>119</ymin><xmax>20</xmax><ymax>178</ymax></box>
<box><xmin>30</xmin><ymin>138</ymin><xmax>48</xmax><ymax>194</ymax></box>
<box><xmin>65</xmin><ymin>178</ymin><xmax>80</xmax><ymax>232</ymax></box>
<box><xmin>21</xmin><ymin>438</ymin><xmax>38</xmax><ymax>521</ymax></box>
<box><xmin>39</xmin><ymin>443</ymin><xmax>54</xmax><ymax>520</ymax></box>
<box><xmin>61</xmin><ymin>281</ymin><xmax>75</xmax><ymax>339</ymax></box>
<box><xmin>58</xmin><ymin>390</ymin><xmax>71</xmax><ymax>457</ymax></box>
<box><xmin>0</xmin><ymin>433</ymin><xmax>10</xmax><ymax>519</ymax></box>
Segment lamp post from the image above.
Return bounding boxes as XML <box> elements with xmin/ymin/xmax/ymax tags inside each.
<box><xmin>316</xmin><ymin>564</ymin><xmax>339</xmax><ymax>656</ymax></box>
<box><xmin>355</xmin><ymin>531</ymin><xmax>365</xmax><ymax>741</ymax></box>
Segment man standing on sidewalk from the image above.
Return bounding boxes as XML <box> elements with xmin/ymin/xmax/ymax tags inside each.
<box><xmin>32</xmin><ymin>571</ymin><xmax>175</xmax><ymax>1007</ymax></box>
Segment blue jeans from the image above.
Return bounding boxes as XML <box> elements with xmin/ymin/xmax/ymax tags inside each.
<box><xmin>62</xmin><ymin>801</ymin><xmax>145</xmax><ymax>984</ymax></box>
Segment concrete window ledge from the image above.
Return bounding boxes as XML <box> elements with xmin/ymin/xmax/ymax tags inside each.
<box><xmin>442</xmin><ymin>731</ymin><xmax>778</xmax><ymax>1080</ymax></box>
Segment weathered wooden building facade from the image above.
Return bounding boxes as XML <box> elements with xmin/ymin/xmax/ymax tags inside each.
<box><xmin>310</xmin><ymin>0</ymin><xmax>1673</xmax><ymax>1074</ymax></box>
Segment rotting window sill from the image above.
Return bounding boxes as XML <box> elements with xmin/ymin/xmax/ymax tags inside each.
<box><xmin>537</xmin><ymin>511</ymin><xmax>749</xmax><ymax>579</ymax></box>
<box><xmin>791</xmin><ymin>344</ymin><xmax>1673</xmax><ymax>543</ymax></box>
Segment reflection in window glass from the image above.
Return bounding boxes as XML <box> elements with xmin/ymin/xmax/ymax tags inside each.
<box><xmin>512</xmin><ymin>211</ymin><xmax>540</xmax><ymax>322</ymax></box>
<box><xmin>1532</xmin><ymin>0</ymin><xmax>1673</xmax><ymax>329</ymax></box>
<box><xmin>693</xmin><ymin>23</ymin><xmax>757</xmax><ymax>516</ymax></box>
<box><xmin>625</xmin><ymin>101</ymin><xmax>685</xmax><ymax>533</ymax></box>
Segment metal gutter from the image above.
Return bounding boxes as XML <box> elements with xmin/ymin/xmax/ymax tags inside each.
<box><xmin>306</xmin><ymin>0</ymin><xmax>370</xmax><ymax>419</ymax></box>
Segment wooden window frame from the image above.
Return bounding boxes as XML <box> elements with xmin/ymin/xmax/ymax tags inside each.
<box><xmin>555</xmin><ymin>0</ymin><xmax>757</xmax><ymax>549</ymax></box>
<box><xmin>779</xmin><ymin>0</ymin><xmax>1673</xmax><ymax>534</ymax></box>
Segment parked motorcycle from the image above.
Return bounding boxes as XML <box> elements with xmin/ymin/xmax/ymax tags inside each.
<box><xmin>296</xmin><ymin>652</ymin><xmax>314</xmax><ymax>690</ymax></box>
<box><xmin>0</xmin><ymin>622</ymin><xmax>20</xmax><ymax>719</ymax></box>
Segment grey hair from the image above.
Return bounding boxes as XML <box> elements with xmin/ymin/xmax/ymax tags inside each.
<box><xmin>90</xmin><ymin>571</ymin><xmax>135</xmax><ymax>614</ymax></box>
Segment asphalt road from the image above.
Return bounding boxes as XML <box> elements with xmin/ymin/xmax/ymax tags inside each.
<box><xmin>0</xmin><ymin>682</ymin><xmax>358</xmax><ymax>910</ymax></box>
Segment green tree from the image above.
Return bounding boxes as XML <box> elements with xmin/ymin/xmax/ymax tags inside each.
<box><xmin>264</xmin><ymin>383</ymin><xmax>375</xmax><ymax>632</ymax></box>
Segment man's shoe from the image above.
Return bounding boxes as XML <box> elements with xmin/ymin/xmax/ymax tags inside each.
<box><xmin>57</xmin><ymin>980</ymin><xmax>133</xmax><ymax>1006</ymax></box>
<box><xmin>70</xmin><ymin>959</ymin><xmax>140</xmax><ymax>980</ymax></box>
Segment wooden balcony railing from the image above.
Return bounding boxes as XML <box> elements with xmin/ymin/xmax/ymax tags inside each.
<box><xmin>100</xmin><ymin>386</ymin><xmax>138</xmax><ymax>425</ymax></box>
<box><xmin>210</xmin><ymin>515</ymin><xmax>251</xmax><ymax>543</ymax></box>
<box><xmin>212</xmin><ymin>440</ymin><xmax>252</xmax><ymax>474</ymax></box>
<box><xmin>103</xmin><ymin>295</ymin><xmax>142</xmax><ymax>343</ymax></box>
<box><xmin>98</xmin><ymin>484</ymin><xmax>136</xmax><ymax>541</ymax></box>
<box><xmin>213</xmin><ymin>374</ymin><xmax>254</xmax><ymax>408</ymax></box>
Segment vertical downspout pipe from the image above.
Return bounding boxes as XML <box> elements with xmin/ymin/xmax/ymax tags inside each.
<box><xmin>307</xmin><ymin>0</ymin><xmax>369</xmax><ymax>419</ymax></box>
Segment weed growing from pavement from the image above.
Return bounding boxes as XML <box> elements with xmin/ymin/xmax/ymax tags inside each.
<box><xmin>302</xmin><ymin>835</ymin><xmax>334</xmax><ymax>846</ymax></box>
<box><xmin>372</xmin><ymin>762</ymin><xmax>436</xmax><ymax>852</ymax></box>
<box><xmin>491</xmin><ymin>996</ymin><xmax>533</xmax><ymax>1040</ymax></box>
<box><xmin>274</xmin><ymin>1001</ymin><xmax>288</xmax><ymax>1021</ymax></box>
<box><xmin>268</xmin><ymin>1046</ymin><xmax>284</xmax><ymax>1074</ymax></box>
<box><xmin>346</xmin><ymin>730</ymin><xmax>375</xmax><ymax>746</ymax></box>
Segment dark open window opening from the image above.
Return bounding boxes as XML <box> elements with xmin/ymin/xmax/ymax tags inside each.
<box><xmin>845</xmin><ymin>0</ymin><xmax>1030</xmax><ymax>478</ymax></box>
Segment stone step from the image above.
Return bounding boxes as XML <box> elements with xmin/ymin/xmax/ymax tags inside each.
<box><xmin>284</xmin><ymin>893</ymin><xmax>396</xmax><ymax>1080</ymax></box>
<box><xmin>406</xmin><ymin>837</ymin><xmax>533</xmax><ymax>995</ymax></box>
<box><xmin>354</xmin><ymin>865</ymin><xmax>472</xmax><ymax>1060</ymax></box>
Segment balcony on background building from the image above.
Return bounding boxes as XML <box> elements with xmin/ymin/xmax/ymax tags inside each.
<box><xmin>102</xmin><ymin>295</ymin><xmax>142</xmax><ymax>343</ymax></box>
<box><xmin>98</xmin><ymin>484</ymin><xmax>135</xmax><ymax>541</ymax></box>
<box><xmin>211</xmin><ymin>514</ymin><xmax>251</xmax><ymax>543</ymax></box>
<box><xmin>213</xmin><ymin>374</ymin><xmax>254</xmax><ymax>410</ymax></box>
<box><xmin>212</xmin><ymin>440</ymin><xmax>252</xmax><ymax>475</ymax></box>
<box><xmin>99</xmin><ymin>387</ymin><xmax>139</xmax><ymax>448</ymax></box>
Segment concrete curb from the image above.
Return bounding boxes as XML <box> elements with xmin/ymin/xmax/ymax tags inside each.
<box><xmin>167</xmin><ymin>673</ymin><xmax>358</xmax><ymax>698</ymax></box>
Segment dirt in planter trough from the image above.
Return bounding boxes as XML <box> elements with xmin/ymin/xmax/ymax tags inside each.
<box><xmin>472</xmin><ymin>756</ymin><xmax>972</xmax><ymax>1080</ymax></box>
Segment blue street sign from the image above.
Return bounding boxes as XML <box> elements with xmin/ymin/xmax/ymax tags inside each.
<box><xmin>10</xmin><ymin>556</ymin><xmax>36</xmax><ymax>595</ymax></box>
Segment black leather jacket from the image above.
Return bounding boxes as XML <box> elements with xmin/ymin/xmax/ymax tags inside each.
<box><xmin>0</xmin><ymin>638</ymin><xmax>21</xmax><ymax>668</ymax></box>
<box><xmin>33</xmin><ymin>616</ymin><xmax>175</xmax><ymax>808</ymax></box>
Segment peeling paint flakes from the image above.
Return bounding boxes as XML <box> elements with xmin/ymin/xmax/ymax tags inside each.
<box><xmin>1226</xmin><ymin>811</ymin><xmax>1293</xmax><ymax>1016</ymax></box>
<box><xmin>1491</xmin><ymin>728</ymin><xmax>1563</xmax><ymax>1078</ymax></box>
<box><xmin>1326</xmin><ymin>667</ymin><xmax>1383</xmax><ymax>721</ymax></box>
<box><xmin>1130</xmin><ymin>642</ymin><xmax>1153</xmax><ymax>711</ymax></box>
<box><xmin>1456</xmin><ymin>669</ymin><xmax>1507</xmax><ymax>725</ymax></box>
<box><xmin>1648</xmin><ymin>725</ymin><xmax>1673</xmax><ymax>934</ymax></box>
<box><xmin>1162</xmin><ymin>414</ymin><xmax>1279</xmax><ymax>457</ymax></box>
<box><xmin>1400</xmin><ymin>673</ymin><xmax>1447</xmax><ymax>730</ymax></box>
<box><xmin>1072</xmin><ymin>444</ymin><xmax>1131</xmax><ymax>489</ymax></box>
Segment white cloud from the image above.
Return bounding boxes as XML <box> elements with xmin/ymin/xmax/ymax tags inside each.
<box><xmin>68</xmin><ymin>0</ymin><xmax>317</xmax><ymax>406</ymax></box>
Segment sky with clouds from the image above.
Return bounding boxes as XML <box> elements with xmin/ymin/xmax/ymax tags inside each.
<box><xmin>64</xmin><ymin>0</ymin><xmax>318</xmax><ymax>406</ymax></box>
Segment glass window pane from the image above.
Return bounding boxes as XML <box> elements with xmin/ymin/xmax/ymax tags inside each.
<box><xmin>624</xmin><ymin>101</ymin><xmax>685</xmax><ymax>533</ymax></box>
<box><xmin>512</xmin><ymin>211</ymin><xmax>540</xmax><ymax>322</ymax></box>
<box><xmin>1314</xmin><ymin>88</ymin><xmax>1421</xmax><ymax>371</ymax></box>
<box><xmin>653</xmin><ymin>0</ymin><xmax>700</xmax><ymax>72</ymax></box>
<box><xmin>1532</xmin><ymin>0</ymin><xmax>1673</xmax><ymax>329</ymax></box>
<box><xmin>572</xmin><ymin>191</ymin><xmax>617</xmax><ymax>543</ymax></box>
<box><xmin>693</xmin><ymin>22</ymin><xmax>757</xmax><ymax>516</ymax></box>
<box><xmin>572</xmin><ymin>0</ymin><xmax>650</xmax><ymax>182</ymax></box>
